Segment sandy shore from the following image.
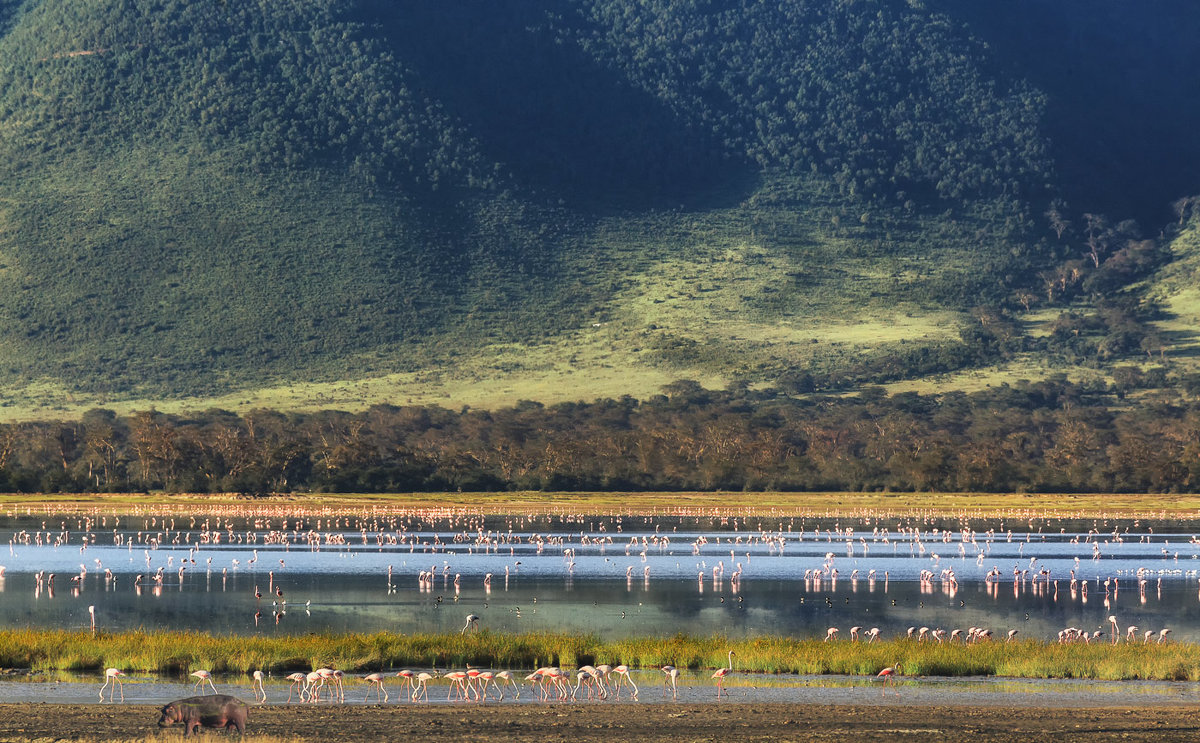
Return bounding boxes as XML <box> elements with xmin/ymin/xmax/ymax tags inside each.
<box><xmin>2</xmin><ymin>702</ymin><xmax>1199</xmax><ymax>742</ymax></box>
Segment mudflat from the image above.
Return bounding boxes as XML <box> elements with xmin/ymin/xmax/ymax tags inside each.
<box><xmin>1</xmin><ymin>702</ymin><xmax>1198</xmax><ymax>742</ymax></box>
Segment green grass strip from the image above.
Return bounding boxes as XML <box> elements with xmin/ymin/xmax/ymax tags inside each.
<box><xmin>2</xmin><ymin>630</ymin><xmax>1198</xmax><ymax>681</ymax></box>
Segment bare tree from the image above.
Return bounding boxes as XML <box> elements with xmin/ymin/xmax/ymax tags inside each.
<box><xmin>1082</xmin><ymin>213</ymin><xmax>1109</xmax><ymax>267</ymax></box>
<box><xmin>1044</xmin><ymin>199</ymin><xmax>1070</xmax><ymax>240</ymax></box>
<box><xmin>1172</xmin><ymin>196</ymin><xmax>1198</xmax><ymax>226</ymax></box>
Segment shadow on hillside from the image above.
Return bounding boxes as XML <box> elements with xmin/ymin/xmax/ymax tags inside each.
<box><xmin>357</xmin><ymin>0</ymin><xmax>756</xmax><ymax>212</ymax></box>
<box><xmin>931</xmin><ymin>0</ymin><xmax>1200</xmax><ymax>227</ymax></box>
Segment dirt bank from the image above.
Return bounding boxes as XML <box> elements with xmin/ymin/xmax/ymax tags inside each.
<box><xmin>1</xmin><ymin>702</ymin><xmax>1198</xmax><ymax>742</ymax></box>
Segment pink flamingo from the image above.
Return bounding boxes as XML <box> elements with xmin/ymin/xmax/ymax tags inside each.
<box><xmin>395</xmin><ymin>669</ymin><xmax>416</xmax><ymax>698</ymax></box>
<box><xmin>99</xmin><ymin>668</ymin><xmax>124</xmax><ymax>702</ymax></box>
<box><xmin>191</xmin><ymin>670</ymin><xmax>217</xmax><ymax>694</ymax></box>
<box><xmin>311</xmin><ymin>668</ymin><xmax>337</xmax><ymax>702</ymax></box>
<box><xmin>711</xmin><ymin>650</ymin><xmax>734</xmax><ymax>698</ymax></box>
<box><xmin>363</xmin><ymin>672</ymin><xmax>389</xmax><ymax>703</ymax></box>
<box><xmin>465</xmin><ymin>667</ymin><xmax>487</xmax><ymax>701</ymax></box>
<box><xmin>444</xmin><ymin>670</ymin><xmax>469</xmax><ymax>701</ymax></box>
<box><xmin>572</xmin><ymin>670</ymin><xmax>599</xmax><ymax>700</ymax></box>
<box><xmin>284</xmin><ymin>672</ymin><xmax>307</xmax><ymax>703</ymax></box>
<box><xmin>611</xmin><ymin>664</ymin><xmax>639</xmax><ymax>699</ymax></box>
<box><xmin>494</xmin><ymin>670</ymin><xmax>520</xmax><ymax>700</ymax></box>
<box><xmin>525</xmin><ymin>670</ymin><xmax>546</xmax><ymax>701</ymax></box>
<box><xmin>474</xmin><ymin>670</ymin><xmax>497</xmax><ymax>701</ymax></box>
<box><xmin>877</xmin><ymin>665</ymin><xmax>900</xmax><ymax>696</ymax></box>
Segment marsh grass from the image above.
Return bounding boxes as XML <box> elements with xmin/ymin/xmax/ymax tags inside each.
<box><xmin>4</xmin><ymin>630</ymin><xmax>1199</xmax><ymax>682</ymax></box>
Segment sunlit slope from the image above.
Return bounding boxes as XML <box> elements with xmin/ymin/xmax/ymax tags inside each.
<box><xmin>0</xmin><ymin>0</ymin><xmax>1069</xmax><ymax>412</ymax></box>
<box><xmin>1147</xmin><ymin>219</ymin><xmax>1200</xmax><ymax>364</ymax></box>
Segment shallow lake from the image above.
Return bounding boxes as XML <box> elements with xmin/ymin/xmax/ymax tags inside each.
<box><xmin>3</xmin><ymin>672</ymin><xmax>1199</xmax><ymax>708</ymax></box>
<box><xmin>2</xmin><ymin>510</ymin><xmax>1199</xmax><ymax>643</ymax></box>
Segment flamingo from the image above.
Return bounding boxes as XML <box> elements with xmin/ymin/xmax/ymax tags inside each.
<box><xmin>444</xmin><ymin>670</ymin><xmax>469</xmax><ymax>701</ymax></box>
<box><xmin>284</xmin><ymin>672</ymin><xmax>307</xmax><ymax>703</ymax></box>
<box><xmin>412</xmin><ymin>671</ymin><xmax>436</xmax><ymax>702</ymax></box>
<box><xmin>525</xmin><ymin>670</ymin><xmax>546</xmax><ymax>701</ymax></box>
<box><xmin>477</xmin><ymin>671</ymin><xmax>498</xmax><ymax>701</ymax></box>
<box><xmin>572</xmin><ymin>669</ymin><xmax>601</xmax><ymax>700</ymax></box>
<box><xmin>304</xmin><ymin>671</ymin><xmax>324</xmax><ymax>702</ymax></box>
<box><xmin>99</xmin><ymin>668</ymin><xmax>124</xmax><ymax>702</ymax></box>
<box><xmin>593</xmin><ymin>664</ymin><xmax>613</xmax><ymax>696</ymax></box>
<box><xmin>311</xmin><ymin>668</ymin><xmax>337</xmax><ymax>702</ymax></box>
<box><xmin>661</xmin><ymin>665</ymin><xmax>679</xmax><ymax>700</ymax></box>
<box><xmin>1108</xmin><ymin>615</ymin><xmax>1119</xmax><ymax>644</ymax></box>
<box><xmin>877</xmin><ymin>665</ymin><xmax>900</xmax><ymax>696</ymax></box>
<box><xmin>542</xmin><ymin>667</ymin><xmax>570</xmax><ymax>700</ymax></box>
<box><xmin>494</xmin><ymin>670</ymin><xmax>520</xmax><ymax>700</ymax></box>
<box><xmin>363</xmin><ymin>672</ymin><xmax>389</xmax><ymax>703</ymax></box>
<box><xmin>824</xmin><ymin>627</ymin><xmax>839</xmax><ymax>642</ymax></box>
<box><xmin>711</xmin><ymin>650</ymin><xmax>734</xmax><ymax>698</ymax></box>
<box><xmin>461</xmin><ymin>614</ymin><xmax>480</xmax><ymax>634</ymax></box>
<box><xmin>251</xmin><ymin>670</ymin><xmax>267</xmax><ymax>703</ymax></box>
<box><xmin>191</xmin><ymin>670</ymin><xmax>217</xmax><ymax>694</ymax></box>
<box><xmin>576</xmin><ymin>666</ymin><xmax>607</xmax><ymax>700</ymax></box>
<box><xmin>611</xmin><ymin>664</ymin><xmax>639</xmax><ymax>699</ymax></box>
<box><xmin>395</xmin><ymin>669</ymin><xmax>416</xmax><ymax>698</ymax></box>
<box><xmin>332</xmin><ymin>669</ymin><xmax>346</xmax><ymax>702</ymax></box>
<box><xmin>465</xmin><ymin>667</ymin><xmax>484</xmax><ymax>701</ymax></box>
<box><xmin>1158</xmin><ymin>628</ymin><xmax>1172</xmax><ymax>643</ymax></box>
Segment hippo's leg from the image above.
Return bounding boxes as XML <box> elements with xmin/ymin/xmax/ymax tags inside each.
<box><xmin>184</xmin><ymin>720</ymin><xmax>198</xmax><ymax>738</ymax></box>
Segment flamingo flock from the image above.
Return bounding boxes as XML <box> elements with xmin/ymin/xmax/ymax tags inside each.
<box><xmin>5</xmin><ymin>502</ymin><xmax>1198</xmax><ymax>713</ymax></box>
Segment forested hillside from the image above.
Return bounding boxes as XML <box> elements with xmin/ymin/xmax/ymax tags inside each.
<box><xmin>0</xmin><ymin>0</ymin><xmax>1196</xmax><ymax>412</ymax></box>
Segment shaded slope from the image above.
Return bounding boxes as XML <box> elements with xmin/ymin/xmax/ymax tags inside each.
<box><xmin>930</xmin><ymin>0</ymin><xmax>1200</xmax><ymax>226</ymax></box>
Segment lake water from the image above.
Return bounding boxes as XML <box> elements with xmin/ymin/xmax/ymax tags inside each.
<box><xmin>2</xmin><ymin>672</ymin><xmax>1199</xmax><ymax>707</ymax></box>
<box><xmin>2</xmin><ymin>509</ymin><xmax>1199</xmax><ymax>643</ymax></box>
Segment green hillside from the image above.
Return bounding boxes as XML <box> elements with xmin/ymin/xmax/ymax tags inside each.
<box><xmin>0</xmin><ymin>0</ymin><xmax>1195</xmax><ymax>417</ymax></box>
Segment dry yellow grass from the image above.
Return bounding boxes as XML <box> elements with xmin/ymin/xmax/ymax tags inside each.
<box><xmin>1</xmin><ymin>491</ymin><xmax>1197</xmax><ymax>519</ymax></box>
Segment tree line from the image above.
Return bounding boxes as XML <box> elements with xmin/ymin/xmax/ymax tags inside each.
<box><xmin>3</xmin><ymin>377</ymin><xmax>1199</xmax><ymax>495</ymax></box>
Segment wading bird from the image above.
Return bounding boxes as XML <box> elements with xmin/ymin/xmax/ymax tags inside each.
<box><xmin>661</xmin><ymin>665</ymin><xmax>679</xmax><ymax>700</ymax></box>
<box><xmin>191</xmin><ymin>669</ymin><xmax>217</xmax><ymax>694</ymax></box>
<box><xmin>877</xmin><ymin>665</ymin><xmax>900</xmax><ymax>696</ymax></box>
<box><xmin>363</xmin><ymin>672</ymin><xmax>388</xmax><ymax>703</ymax></box>
<box><xmin>251</xmin><ymin>670</ymin><xmax>266</xmax><ymax>703</ymax></box>
<box><xmin>712</xmin><ymin>650</ymin><xmax>734</xmax><ymax>698</ymax></box>
<box><xmin>99</xmin><ymin>668</ymin><xmax>124</xmax><ymax>702</ymax></box>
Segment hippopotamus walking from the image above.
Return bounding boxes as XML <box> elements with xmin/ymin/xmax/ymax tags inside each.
<box><xmin>158</xmin><ymin>694</ymin><xmax>249</xmax><ymax>737</ymax></box>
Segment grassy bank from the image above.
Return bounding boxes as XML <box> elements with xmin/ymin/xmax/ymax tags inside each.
<box><xmin>3</xmin><ymin>630</ymin><xmax>1198</xmax><ymax>682</ymax></box>
<box><xmin>2</xmin><ymin>492</ymin><xmax>1199</xmax><ymax>520</ymax></box>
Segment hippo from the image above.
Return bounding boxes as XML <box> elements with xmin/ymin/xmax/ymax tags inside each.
<box><xmin>157</xmin><ymin>694</ymin><xmax>248</xmax><ymax>737</ymax></box>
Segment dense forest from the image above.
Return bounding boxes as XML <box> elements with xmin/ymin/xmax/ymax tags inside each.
<box><xmin>0</xmin><ymin>0</ymin><xmax>1196</xmax><ymax>401</ymax></box>
<box><xmin>4</xmin><ymin>376</ymin><xmax>1200</xmax><ymax>495</ymax></box>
